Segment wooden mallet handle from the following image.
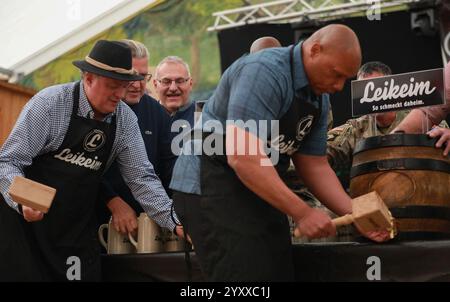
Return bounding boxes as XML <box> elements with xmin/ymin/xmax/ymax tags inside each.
<box><xmin>293</xmin><ymin>214</ymin><xmax>354</xmax><ymax>238</ymax></box>
<box><xmin>331</xmin><ymin>214</ymin><xmax>354</xmax><ymax>227</ymax></box>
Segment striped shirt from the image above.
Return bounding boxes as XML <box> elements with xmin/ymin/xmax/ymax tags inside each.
<box><xmin>0</xmin><ymin>81</ymin><xmax>177</xmax><ymax>231</ymax></box>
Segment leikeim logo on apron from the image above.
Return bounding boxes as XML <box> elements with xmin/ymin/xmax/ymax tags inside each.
<box><xmin>295</xmin><ymin>115</ymin><xmax>314</xmax><ymax>141</ymax></box>
<box><xmin>83</xmin><ymin>129</ymin><xmax>106</xmax><ymax>152</ymax></box>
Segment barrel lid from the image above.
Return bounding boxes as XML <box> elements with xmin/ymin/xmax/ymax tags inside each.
<box><xmin>353</xmin><ymin>134</ymin><xmax>438</xmax><ymax>155</ymax></box>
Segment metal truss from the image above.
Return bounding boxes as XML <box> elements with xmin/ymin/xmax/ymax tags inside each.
<box><xmin>207</xmin><ymin>0</ymin><xmax>424</xmax><ymax>31</ymax></box>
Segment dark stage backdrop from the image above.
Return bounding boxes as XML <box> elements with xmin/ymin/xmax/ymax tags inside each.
<box><xmin>217</xmin><ymin>23</ymin><xmax>296</xmax><ymax>72</ymax></box>
<box><xmin>218</xmin><ymin>9</ymin><xmax>444</xmax><ymax>127</ymax></box>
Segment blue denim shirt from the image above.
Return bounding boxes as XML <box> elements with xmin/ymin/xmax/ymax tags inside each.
<box><xmin>170</xmin><ymin>42</ymin><xmax>330</xmax><ymax>195</ymax></box>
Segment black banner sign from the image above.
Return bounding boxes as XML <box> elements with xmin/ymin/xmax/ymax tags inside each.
<box><xmin>351</xmin><ymin>68</ymin><xmax>445</xmax><ymax>116</ymax></box>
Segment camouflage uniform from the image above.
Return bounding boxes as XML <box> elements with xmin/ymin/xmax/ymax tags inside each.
<box><xmin>285</xmin><ymin>110</ymin><xmax>449</xmax><ymax>243</ymax></box>
<box><xmin>327</xmin><ymin>111</ymin><xmax>448</xmax><ymax>188</ymax></box>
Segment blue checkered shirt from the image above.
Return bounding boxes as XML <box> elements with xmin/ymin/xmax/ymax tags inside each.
<box><xmin>170</xmin><ymin>42</ymin><xmax>330</xmax><ymax>195</ymax></box>
<box><xmin>0</xmin><ymin>81</ymin><xmax>177</xmax><ymax>231</ymax></box>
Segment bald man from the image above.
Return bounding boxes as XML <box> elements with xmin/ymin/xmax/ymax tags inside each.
<box><xmin>393</xmin><ymin>61</ymin><xmax>450</xmax><ymax>155</ymax></box>
<box><xmin>250</xmin><ymin>36</ymin><xmax>281</xmax><ymax>53</ymax></box>
<box><xmin>170</xmin><ymin>24</ymin><xmax>390</xmax><ymax>281</ymax></box>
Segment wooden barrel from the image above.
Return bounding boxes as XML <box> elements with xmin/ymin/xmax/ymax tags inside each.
<box><xmin>350</xmin><ymin>134</ymin><xmax>450</xmax><ymax>239</ymax></box>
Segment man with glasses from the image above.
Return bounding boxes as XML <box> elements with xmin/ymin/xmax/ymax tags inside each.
<box><xmin>153</xmin><ymin>56</ymin><xmax>196</xmax><ymax>141</ymax></box>
<box><xmin>97</xmin><ymin>39</ymin><xmax>176</xmax><ymax>237</ymax></box>
<box><xmin>0</xmin><ymin>40</ymin><xmax>183</xmax><ymax>281</ymax></box>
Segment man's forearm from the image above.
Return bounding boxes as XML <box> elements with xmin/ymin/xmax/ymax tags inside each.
<box><xmin>229</xmin><ymin>153</ymin><xmax>311</xmax><ymax>222</ymax></box>
<box><xmin>225</xmin><ymin>125</ymin><xmax>312</xmax><ymax>221</ymax></box>
<box><xmin>392</xmin><ymin>109</ymin><xmax>431</xmax><ymax>133</ymax></box>
<box><xmin>294</xmin><ymin>155</ymin><xmax>352</xmax><ymax>216</ymax></box>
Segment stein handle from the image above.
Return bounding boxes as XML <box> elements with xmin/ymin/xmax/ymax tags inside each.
<box><xmin>128</xmin><ymin>232</ymin><xmax>138</xmax><ymax>248</ymax></box>
<box><xmin>98</xmin><ymin>224</ymin><xmax>108</xmax><ymax>249</ymax></box>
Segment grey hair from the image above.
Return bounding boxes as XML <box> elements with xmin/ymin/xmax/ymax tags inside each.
<box><xmin>155</xmin><ymin>56</ymin><xmax>191</xmax><ymax>78</ymax></box>
<box><xmin>357</xmin><ymin>61</ymin><xmax>392</xmax><ymax>80</ymax></box>
<box><xmin>119</xmin><ymin>39</ymin><xmax>149</xmax><ymax>59</ymax></box>
<box><xmin>80</xmin><ymin>71</ymin><xmax>97</xmax><ymax>79</ymax></box>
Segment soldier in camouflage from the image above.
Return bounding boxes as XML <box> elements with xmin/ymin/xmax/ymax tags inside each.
<box><xmin>328</xmin><ymin>64</ymin><xmax>448</xmax><ymax>189</ymax></box>
<box><xmin>285</xmin><ymin>61</ymin><xmax>449</xmax><ymax>243</ymax></box>
<box><xmin>327</xmin><ymin>110</ymin><xmax>411</xmax><ymax>190</ymax></box>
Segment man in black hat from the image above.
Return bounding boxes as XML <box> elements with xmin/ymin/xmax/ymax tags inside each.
<box><xmin>0</xmin><ymin>40</ymin><xmax>183</xmax><ymax>281</ymax></box>
<box><xmin>97</xmin><ymin>39</ymin><xmax>176</xmax><ymax>236</ymax></box>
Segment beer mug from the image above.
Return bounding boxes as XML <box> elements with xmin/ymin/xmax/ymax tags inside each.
<box><xmin>128</xmin><ymin>213</ymin><xmax>163</xmax><ymax>253</ymax></box>
<box><xmin>161</xmin><ymin>228</ymin><xmax>186</xmax><ymax>252</ymax></box>
<box><xmin>98</xmin><ymin>219</ymin><xmax>135</xmax><ymax>254</ymax></box>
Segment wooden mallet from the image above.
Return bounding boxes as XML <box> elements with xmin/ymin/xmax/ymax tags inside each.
<box><xmin>294</xmin><ymin>191</ymin><xmax>396</xmax><ymax>238</ymax></box>
<box><xmin>8</xmin><ymin>176</ymin><xmax>56</xmax><ymax>213</ymax></box>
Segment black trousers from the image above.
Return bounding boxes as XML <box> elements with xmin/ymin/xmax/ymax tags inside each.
<box><xmin>0</xmin><ymin>195</ymin><xmax>43</xmax><ymax>281</ymax></box>
<box><xmin>173</xmin><ymin>189</ymin><xmax>294</xmax><ymax>282</ymax></box>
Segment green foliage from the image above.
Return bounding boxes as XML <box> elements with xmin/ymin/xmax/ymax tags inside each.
<box><xmin>21</xmin><ymin>0</ymin><xmax>253</xmax><ymax>96</ymax></box>
<box><xmin>24</xmin><ymin>0</ymin><xmax>352</xmax><ymax>94</ymax></box>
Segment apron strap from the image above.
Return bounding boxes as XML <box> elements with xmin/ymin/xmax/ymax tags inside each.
<box><xmin>72</xmin><ymin>81</ymin><xmax>81</xmax><ymax>117</ymax></box>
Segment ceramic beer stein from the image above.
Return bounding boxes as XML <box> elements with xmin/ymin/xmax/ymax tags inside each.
<box><xmin>128</xmin><ymin>213</ymin><xmax>163</xmax><ymax>253</ymax></box>
<box><xmin>161</xmin><ymin>227</ymin><xmax>186</xmax><ymax>252</ymax></box>
<box><xmin>98</xmin><ymin>218</ymin><xmax>135</xmax><ymax>254</ymax></box>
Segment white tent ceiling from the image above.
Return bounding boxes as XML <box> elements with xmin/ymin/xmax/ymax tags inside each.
<box><xmin>0</xmin><ymin>0</ymin><xmax>158</xmax><ymax>80</ymax></box>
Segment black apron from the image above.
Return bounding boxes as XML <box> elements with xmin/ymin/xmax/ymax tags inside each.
<box><xmin>174</xmin><ymin>46</ymin><xmax>322</xmax><ymax>281</ymax></box>
<box><xmin>0</xmin><ymin>194</ymin><xmax>43</xmax><ymax>281</ymax></box>
<box><xmin>0</xmin><ymin>82</ymin><xmax>115</xmax><ymax>281</ymax></box>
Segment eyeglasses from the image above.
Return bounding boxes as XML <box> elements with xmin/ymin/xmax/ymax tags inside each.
<box><xmin>106</xmin><ymin>81</ymin><xmax>133</xmax><ymax>90</ymax></box>
<box><xmin>139</xmin><ymin>73</ymin><xmax>152</xmax><ymax>83</ymax></box>
<box><xmin>156</xmin><ymin>77</ymin><xmax>190</xmax><ymax>87</ymax></box>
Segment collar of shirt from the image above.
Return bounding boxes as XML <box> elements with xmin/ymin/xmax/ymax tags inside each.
<box><xmin>178</xmin><ymin>100</ymin><xmax>193</xmax><ymax>112</ymax></box>
<box><xmin>79</xmin><ymin>81</ymin><xmax>115</xmax><ymax>123</ymax></box>
<box><xmin>161</xmin><ymin>100</ymin><xmax>193</xmax><ymax>116</ymax></box>
<box><xmin>293</xmin><ymin>41</ymin><xmax>321</xmax><ymax>103</ymax></box>
<box><xmin>292</xmin><ymin>41</ymin><xmax>310</xmax><ymax>94</ymax></box>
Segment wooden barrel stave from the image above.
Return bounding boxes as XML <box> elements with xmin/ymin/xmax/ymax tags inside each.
<box><xmin>350</xmin><ymin>134</ymin><xmax>450</xmax><ymax>238</ymax></box>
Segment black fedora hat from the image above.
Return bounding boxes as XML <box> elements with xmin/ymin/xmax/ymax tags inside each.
<box><xmin>73</xmin><ymin>40</ymin><xmax>144</xmax><ymax>81</ymax></box>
